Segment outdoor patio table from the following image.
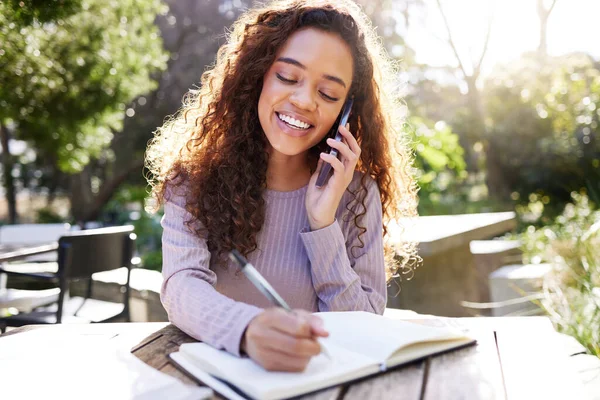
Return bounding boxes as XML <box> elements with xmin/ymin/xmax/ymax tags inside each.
<box><xmin>0</xmin><ymin>243</ymin><xmax>59</xmax><ymax>292</ymax></box>
<box><xmin>0</xmin><ymin>313</ymin><xmax>586</xmax><ymax>399</ymax></box>
<box><xmin>0</xmin><ymin>243</ymin><xmax>59</xmax><ymax>263</ymax></box>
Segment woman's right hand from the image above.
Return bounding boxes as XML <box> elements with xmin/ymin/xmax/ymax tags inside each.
<box><xmin>241</xmin><ymin>308</ymin><xmax>329</xmax><ymax>372</ymax></box>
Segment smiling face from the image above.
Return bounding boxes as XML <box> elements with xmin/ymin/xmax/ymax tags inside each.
<box><xmin>258</xmin><ymin>27</ymin><xmax>354</xmax><ymax>159</ymax></box>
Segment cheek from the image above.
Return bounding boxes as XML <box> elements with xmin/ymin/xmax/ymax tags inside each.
<box><xmin>258</xmin><ymin>77</ymin><xmax>281</xmax><ymax>117</ymax></box>
<box><xmin>261</xmin><ymin>73</ymin><xmax>284</xmax><ymax>100</ymax></box>
<box><xmin>258</xmin><ymin>81</ymin><xmax>273</xmax><ymax>123</ymax></box>
<box><xmin>317</xmin><ymin>109</ymin><xmax>342</xmax><ymax>138</ymax></box>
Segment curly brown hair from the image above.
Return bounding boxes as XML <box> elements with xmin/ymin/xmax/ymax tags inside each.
<box><xmin>145</xmin><ymin>0</ymin><xmax>419</xmax><ymax>281</ymax></box>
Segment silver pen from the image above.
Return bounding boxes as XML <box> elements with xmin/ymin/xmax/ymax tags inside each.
<box><xmin>229</xmin><ymin>249</ymin><xmax>331</xmax><ymax>360</ymax></box>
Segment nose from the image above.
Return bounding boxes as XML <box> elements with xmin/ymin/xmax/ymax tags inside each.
<box><xmin>289</xmin><ymin>85</ymin><xmax>317</xmax><ymax>112</ymax></box>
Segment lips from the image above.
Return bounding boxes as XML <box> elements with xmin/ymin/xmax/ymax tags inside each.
<box><xmin>276</xmin><ymin>111</ymin><xmax>314</xmax><ymax>127</ymax></box>
<box><xmin>274</xmin><ymin>112</ymin><xmax>315</xmax><ymax>137</ymax></box>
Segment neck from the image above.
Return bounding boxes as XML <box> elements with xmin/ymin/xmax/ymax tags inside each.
<box><xmin>266</xmin><ymin>149</ymin><xmax>312</xmax><ymax>191</ymax></box>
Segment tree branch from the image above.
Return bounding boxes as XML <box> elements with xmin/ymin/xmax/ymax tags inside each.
<box><xmin>81</xmin><ymin>159</ymin><xmax>145</xmax><ymax>222</ymax></box>
<box><xmin>435</xmin><ymin>0</ymin><xmax>467</xmax><ymax>77</ymax></box>
<box><xmin>0</xmin><ymin>121</ymin><xmax>18</xmax><ymax>223</ymax></box>
<box><xmin>475</xmin><ymin>4</ymin><xmax>494</xmax><ymax>75</ymax></box>
<box><xmin>537</xmin><ymin>0</ymin><xmax>558</xmax><ymax>21</ymax></box>
<box><xmin>548</xmin><ymin>0</ymin><xmax>558</xmax><ymax>15</ymax></box>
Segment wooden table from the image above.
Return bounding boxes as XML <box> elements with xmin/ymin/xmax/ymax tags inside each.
<box><xmin>1</xmin><ymin>315</ymin><xmax>585</xmax><ymax>400</ymax></box>
<box><xmin>387</xmin><ymin>212</ymin><xmax>517</xmax><ymax>317</ymax></box>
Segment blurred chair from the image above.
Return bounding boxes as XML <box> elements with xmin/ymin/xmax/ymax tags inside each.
<box><xmin>0</xmin><ymin>223</ymin><xmax>71</xmax><ymax>315</ymax></box>
<box><xmin>0</xmin><ymin>225</ymin><xmax>135</xmax><ymax>333</ymax></box>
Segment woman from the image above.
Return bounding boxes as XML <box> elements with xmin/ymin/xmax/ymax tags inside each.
<box><xmin>145</xmin><ymin>0</ymin><xmax>418</xmax><ymax>372</ymax></box>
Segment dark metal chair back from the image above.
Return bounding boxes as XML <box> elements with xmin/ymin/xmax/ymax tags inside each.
<box><xmin>57</xmin><ymin>225</ymin><xmax>135</xmax><ymax>280</ymax></box>
<box><xmin>55</xmin><ymin>225</ymin><xmax>135</xmax><ymax>323</ymax></box>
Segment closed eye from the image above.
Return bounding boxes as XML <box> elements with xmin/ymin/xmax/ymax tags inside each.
<box><xmin>276</xmin><ymin>73</ymin><xmax>339</xmax><ymax>102</ymax></box>
<box><xmin>320</xmin><ymin>92</ymin><xmax>338</xmax><ymax>102</ymax></box>
<box><xmin>276</xmin><ymin>73</ymin><xmax>296</xmax><ymax>84</ymax></box>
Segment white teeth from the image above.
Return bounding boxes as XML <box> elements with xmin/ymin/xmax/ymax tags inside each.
<box><xmin>277</xmin><ymin>113</ymin><xmax>310</xmax><ymax>129</ymax></box>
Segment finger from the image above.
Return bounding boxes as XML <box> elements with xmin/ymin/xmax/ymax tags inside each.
<box><xmin>338</xmin><ymin>124</ymin><xmax>361</xmax><ymax>157</ymax></box>
<box><xmin>326</xmin><ymin>137</ymin><xmax>357</xmax><ymax>165</ymax></box>
<box><xmin>309</xmin><ymin>158</ymin><xmax>323</xmax><ymax>182</ymax></box>
<box><xmin>308</xmin><ymin>315</ymin><xmax>329</xmax><ymax>337</ymax></box>
<box><xmin>292</xmin><ymin>310</ymin><xmax>329</xmax><ymax>337</ymax></box>
<box><xmin>320</xmin><ymin>152</ymin><xmax>344</xmax><ymax>173</ymax></box>
<box><xmin>341</xmin><ymin>138</ymin><xmax>353</xmax><ymax>166</ymax></box>
<box><xmin>257</xmin><ymin>349</ymin><xmax>311</xmax><ymax>372</ymax></box>
<box><xmin>264</xmin><ymin>308</ymin><xmax>312</xmax><ymax>337</ymax></box>
<box><xmin>315</xmin><ymin>157</ymin><xmax>324</xmax><ymax>174</ymax></box>
<box><xmin>259</xmin><ymin>328</ymin><xmax>321</xmax><ymax>358</ymax></box>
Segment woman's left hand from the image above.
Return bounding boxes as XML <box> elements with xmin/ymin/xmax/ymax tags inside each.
<box><xmin>305</xmin><ymin>123</ymin><xmax>361</xmax><ymax>230</ymax></box>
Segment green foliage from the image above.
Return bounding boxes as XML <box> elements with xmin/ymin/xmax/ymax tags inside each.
<box><xmin>407</xmin><ymin>116</ymin><xmax>471</xmax><ymax>214</ymax></box>
<box><xmin>4</xmin><ymin>0</ymin><xmax>82</xmax><ymax>26</ymax></box>
<box><xmin>518</xmin><ymin>193</ymin><xmax>600</xmax><ymax>357</ymax></box>
<box><xmin>0</xmin><ymin>0</ymin><xmax>169</xmax><ymax>173</ymax></box>
<box><xmin>103</xmin><ymin>184</ymin><xmax>164</xmax><ymax>271</ymax></box>
<box><xmin>36</xmin><ymin>207</ymin><xmax>65</xmax><ymax>223</ymax></box>
<box><xmin>410</xmin><ymin>117</ymin><xmax>466</xmax><ymax>178</ymax></box>
<box><xmin>131</xmin><ymin>210</ymin><xmax>163</xmax><ymax>259</ymax></box>
<box><xmin>485</xmin><ymin>53</ymin><xmax>600</xmax><ymax>220</ymax></box>
<box><xmin>142</xmin><ymin>250</ymin><xmax>163</xmax><ymax>272</ymax></box>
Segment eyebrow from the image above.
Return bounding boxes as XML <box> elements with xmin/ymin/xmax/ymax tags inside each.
<box><xmin>275</xmin><ymin>57</ymin><xmax>347</xmax><ymax>89</ymax></box>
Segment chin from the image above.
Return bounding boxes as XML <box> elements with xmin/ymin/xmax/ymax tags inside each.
<box><xmin>270</xmin><ymin>141</ymin><xmax>310</xmax><ymax>157</ymax></box>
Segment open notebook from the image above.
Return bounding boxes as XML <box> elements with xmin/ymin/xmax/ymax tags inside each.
<box><xmin>169</xmin><ymin>311</ymin><xmax>476</xmax><ymax>400</ymax></box>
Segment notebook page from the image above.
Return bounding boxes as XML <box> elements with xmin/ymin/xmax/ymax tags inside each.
<box><xmin>179</xmin><ymin>341</ymin><xmax>378</xmax><ymax>400</ymax></box>
<box><xmin>316</xmin><ymin>311</ymin><xmax>469</xmax><ymax>362</ymax></box>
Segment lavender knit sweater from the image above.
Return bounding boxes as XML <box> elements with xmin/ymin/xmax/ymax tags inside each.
<box><xmin>160</xmin><ymin>171</ymin><xmax>386</xmax><ymax>356</ymax></box>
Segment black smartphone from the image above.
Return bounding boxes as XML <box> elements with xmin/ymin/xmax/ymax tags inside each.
<box><xmin>315</xmin><ymin>97</ymin><xmax>354</xmax><ymax>188</ymax></box>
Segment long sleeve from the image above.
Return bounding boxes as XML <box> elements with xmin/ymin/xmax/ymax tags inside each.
<box><xmin>160</xmin><ymin>186</ymin><xmax>263</xmax><ymax>356</ymax></box>
<box><xmin>299</xmin><ymin>177</ymin><xmax>387</xmax><ymax>313</ymax></box>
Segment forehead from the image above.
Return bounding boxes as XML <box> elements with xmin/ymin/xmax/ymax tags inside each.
<box><xmin>276</xmin><ymin>27</ymin><xmax>353</xmax><ymax>83</ymax></box>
